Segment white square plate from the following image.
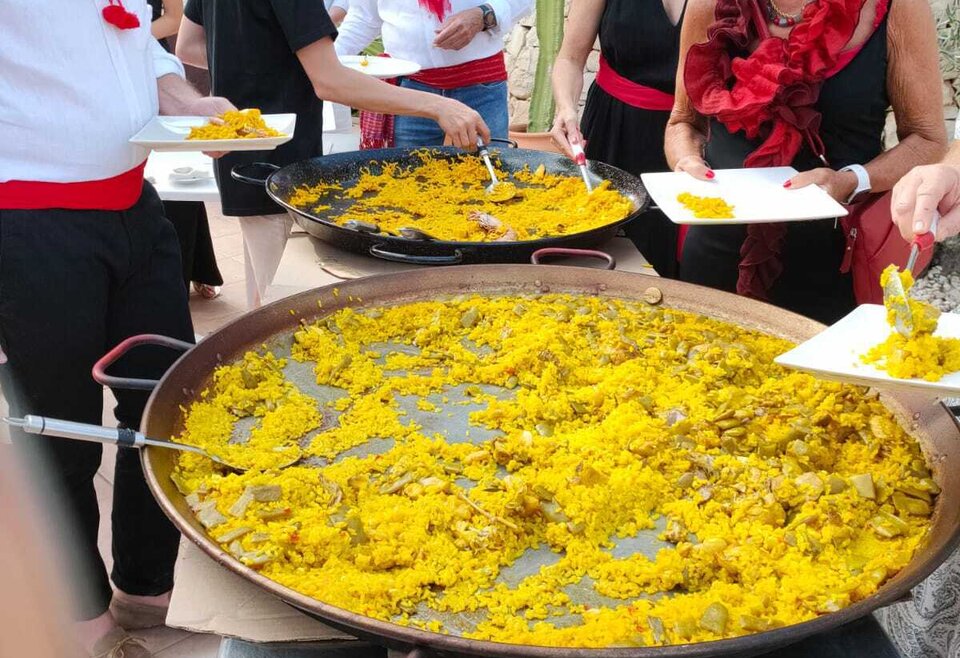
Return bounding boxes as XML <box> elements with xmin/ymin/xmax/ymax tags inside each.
<box><xmin>641</xmin><ymin>167</ymin><xmax>849</xmax><ymax>225</ymax></box>
<box><xmin>130</xmin><ymin>114</ymin><xmax>296</xmax><ymax>152</ymax></box>
<box><xmin>775</xmin><ymin>304</ymin><xmax>960</xmax><ymax>398</ymax></box>
<box><xmin>339</xmin><ymin>55</ymin><xmax>421</xmax><ymax>79</ymax></box>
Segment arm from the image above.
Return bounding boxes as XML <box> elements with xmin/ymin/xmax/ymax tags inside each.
<box><xmin>664</xmin><ymin>0</ymin><xmax>715</xmax><ymax>180</ymax></box>
<box><xmin>790</xmin><ymin>0</ymin><xmax>946</xmax><ymax>200</ymax></box>
<box><xmin>549</xmin><ymin>0</ymin><xmax>604</xmax><ymax>157</ymax></box>
<box><xmin>151</xmin><ymin>0</ymin><xmax>184</xmax><ymax>40</ymax></box>
<box><xmin>175</xmin><ymin>15</ymin><xmax>208</xmax><ymax>69</ymax></box>
<box><xmin>298</xmin><ymin>37</ymin><xmax>489</xmax><ymax>147</ymax></box>
<box><xmin>433</xmin><ymin>0</ymin><xmax>531</xmax><ymax>51</ymax></box>
<box><xmin>333</xmin><ymin>0</ymin><xmax>381</xmax><ymax>56</ymax></box>
<box><xmin>329</xmin><ymin>4</ymin><xmax>348</xmax><ymax>26</ymax></box>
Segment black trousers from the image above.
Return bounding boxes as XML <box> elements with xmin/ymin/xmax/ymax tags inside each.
<box><xmin>0</xmin><ymin>183</ymin><xmax>194</xmax><ymax>620</ymax></box>
<box><xmin>163</xmin><ymin>200</ymin><xmax>224</xmax><ymax>289</ymax></box>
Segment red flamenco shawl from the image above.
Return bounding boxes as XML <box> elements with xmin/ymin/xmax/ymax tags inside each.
<box><xmin>683</xmin><ymin>0</ymin><xmax>868</xmax><ymax>300</ymax></box>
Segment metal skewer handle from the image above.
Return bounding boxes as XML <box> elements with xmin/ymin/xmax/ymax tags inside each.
<box><xmin>477</xmin><ymin>138</ymin><xmax>500</xmax><ymax>187</ymax></box>
<box><xmin>3</xmin><ymin>415</ymin><xmax>207</xmax><ymax>457</ymax></box>
<box><xmin>570</xmin><ymin>142</ymin><xmax>594</xmax><ymax>193</ymax></box>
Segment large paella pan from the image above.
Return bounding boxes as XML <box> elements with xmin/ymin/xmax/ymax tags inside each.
<box><xmin>103</xmin><ymin>263</ymin><xmax>960</xmax><ymax>657</ymax></box>
<box><xmin>231</xmin><ymin>144</ymin><xmax>649</xmax><ymax>266</ymax></box>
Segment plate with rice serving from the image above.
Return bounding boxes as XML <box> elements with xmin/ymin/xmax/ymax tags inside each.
<box><xmin>642</xmin><ymin>167</ymin><xmax>849</xmax><ymax>225</ymax></box>
<box><xmin>339</xmin><ymin>55</ymin><xmax>421</xmax><ymax>79</ymax></box>
<box><xmin>131</xmin><ymin>110</ymin><xmax>296</xmax><ymax>152</ymax></box>
<box><xmin>776</xmin><ymin>301</ymin><xmax>960</xmax><ymax>398</ymax></box>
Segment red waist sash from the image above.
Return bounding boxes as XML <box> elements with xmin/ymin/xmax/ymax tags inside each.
<box><xmin>596</xmin><ymin>55</ymin><xmax>675</xmax><ymax>112</ymax></box>
<box><xmin>409</xmin><ymin>51</ymin><xmax>507</xmax><ymax>90</ymax></box>
<box><xmin>0</xmin><ymin>161</ymin><xmax>147</xmax><ymax>211</ymax></box>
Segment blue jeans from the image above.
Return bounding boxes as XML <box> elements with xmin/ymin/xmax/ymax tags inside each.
<box><xmin>394</xmin><ymin>78</ymin><xmax>509</xmax><ymax>147</ymax></box>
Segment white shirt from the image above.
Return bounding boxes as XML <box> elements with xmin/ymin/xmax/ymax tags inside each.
<box><xmin>325</xmin><ymin>0</ymin><xmax>350</xmax><ymax>11</ymax></box>
<box><xmin>334</xmin><ymin>0</ymin><xmax>531</xmax><ymax>70</ymax></box>
<box><xmin>0</xmin><ymin>0</ymin><xmax>185</xmax><ymax>184</ymax></box>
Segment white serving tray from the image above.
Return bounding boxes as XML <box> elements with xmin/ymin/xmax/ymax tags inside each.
<box><xmin>339</xmin><ymin>55</ymin><xmax>421</xmax><ymax>79</ymax></box>
<box><xmin>641</xmin><ymin>167</ymin><xmax>849</xmax><ymax>225</ymax></box>
<box><xmin>130</xmin><ymin>114</ymin><xmax>296</xmax><ymax>152</ymax></box>
<box><xmin>775</xmin><ymin>304</ymin><xmax>960</xmax><ymax>398</ymax></box>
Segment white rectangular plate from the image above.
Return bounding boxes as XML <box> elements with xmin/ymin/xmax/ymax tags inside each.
<box><xmin>339</xmin><ymin>55</ymin><xmax>421</xmax><ymax>79</ymax></box>
<box><xmin>775</xmin><ymin>304</ymin><xmax>960</xmax><ymax>397</ymax></box>
<box><xmin>641</xmin><ymin>167</ymin><xmax>849</xmax><ymax>225</ymax></box>
<box><xmin>130</xmin><ymin>114</ymin><xmax>296</xmax><ymax>152</ymax></box>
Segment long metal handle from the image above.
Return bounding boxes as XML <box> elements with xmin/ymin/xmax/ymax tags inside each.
<box><xmin>477</xmin><ymin>138</ymin><xmax>500</xmax><ymax>187</ymax></box>
<box><xmin>92</xmin><ymin>334</ymin><xmax>193</xmax><ymax>391</ymax></box>
<box><xmin>4</xmin><ymin>415</ymin><xmax>208</xmax><ymax>456</ymax></box>
<box><xmin>7</xmin><ymin>415</ymin><xmax>146</xmax><ymax>448</ymax></box>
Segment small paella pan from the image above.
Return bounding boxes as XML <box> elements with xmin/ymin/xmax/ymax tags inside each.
<box><xmin>231</xmin><ymin>144</ymin><xmax>649</xmax><ymax>266</ymax></box>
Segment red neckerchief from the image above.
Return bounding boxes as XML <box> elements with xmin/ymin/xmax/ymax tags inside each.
<box><xmin>683</xmin><ymin>0</ymin><xmax>865</xmax><ymax>300</ymax></box>
<box><xmin>419</xmin><ymin>0</ymin><xmax>452</xmax><ymax>22</ymax></box>
<box><xmin>103</xmin><ymin>0</ymin><xmax>141</xmax><ymax>29</ymax></box>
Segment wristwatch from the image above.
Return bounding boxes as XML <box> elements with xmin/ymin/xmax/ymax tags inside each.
<box><xmin>479</xmin><ymin>3</ymin><xmax>497</xmax><ymax>31</ymax></box>
<box><xmin>838</xmin><ymin>164</ymin><xmax>871</xmax><ymax>204</ymax></box>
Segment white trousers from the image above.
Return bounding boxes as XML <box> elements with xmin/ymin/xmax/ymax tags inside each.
<box><xmin>239</xmin><ymin>214</ymin><xmax>293</xmax><ymax>309</ymax></box>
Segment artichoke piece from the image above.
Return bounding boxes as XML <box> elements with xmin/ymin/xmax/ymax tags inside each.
<box><xmin>196</xmin><ymin>501</ymin><xmax>227</xmax><ymax>529</ymax></box>
<box><xmin>249</xmin><ymin>485</ymin><xmax>282</xmax><ymax>502</ymax></box>
<box><xmin>892</xmin><ymin>492</ymin><xmax>932</xmax><ymax>517</ymax></box>
<box><xmin>214</xmin><ymin>526</ymin><xmax>254</xmax><ymax>543</ymax></box>
<box><xmin>871</xmin><ymin>511</ymin><xmax>908</xmax><ymax>538</ymax></box>
<box><xmin>700</xmin><ymin>602</ymin><xmax>729</xmax><ymax>634</ymax></box>
<box><xmin>648</xmin><ymin>616</ymin><xmax>666</xmax><ymax>644</ymax></box>
<box><xmin>850</xmin><ymin>473</ymin><xmax>876</xmax><ymax>500</ymax></box>
<box><xmin>826</xmin><ymin>474</ymin><xmax>847</xmax><ymax>495</ymax></box>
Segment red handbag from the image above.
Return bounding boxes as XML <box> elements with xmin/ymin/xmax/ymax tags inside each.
<box><xmin>839</xmin><ymin>191</ymin><xmax>934</xmax><ymax>305</ymax></box>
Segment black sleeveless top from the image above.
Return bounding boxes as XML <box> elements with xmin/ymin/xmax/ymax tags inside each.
<box><xmin>581</xmin><ymin>0</ymin><xmax>686</xmax><ymax>277</ymax></box>
<box><xmin>682</xmin><ymin>8</ymin><xmax>891</xmax><ymax>325</ymax></box>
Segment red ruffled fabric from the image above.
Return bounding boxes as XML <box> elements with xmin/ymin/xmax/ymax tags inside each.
<box><xmin>419</xmin><ymin>0</ymin><xmax>452</xmax><ymax>21</ymax></box>
<box><xmin>684</xmin><ymin>0</ymin><xmax>866</xmax><ymax>300</ymax></box>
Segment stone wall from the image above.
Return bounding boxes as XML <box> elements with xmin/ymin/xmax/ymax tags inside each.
<box><xmin>506</xmin><ymin>0</ymin><xmax>960</xmax><ymax>143</ymax></box>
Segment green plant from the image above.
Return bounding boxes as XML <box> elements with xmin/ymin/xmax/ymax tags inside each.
<box><xmin>527</xmin><ymin>0</ymin><xmax>565</xmax><ymax>133</ymax></box>
<box><xmin>362</xmin><ymin>37</ymin><xmax>385</xmax><ymax>57</ymax></box>
<box><xmin>939</xmin><ymin>1</ymin><xmax>960</xmax><ymax>75</ymax></box>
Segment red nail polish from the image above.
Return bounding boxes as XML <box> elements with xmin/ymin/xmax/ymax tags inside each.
<box><xmin>706</xmin><ymin>170</ymin><xmax>715</xmax><ymax>179</ymax></box>
<box><xmin>783</xmin><ymin>181</ymin><xmax>792</xmax><ymax>188</ymax></box>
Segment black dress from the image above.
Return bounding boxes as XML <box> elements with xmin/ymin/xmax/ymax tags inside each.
<box><xmin>581</xmin><ymin>0</ymin><xmax>686</xmax><ymax>278</ymax></box>
<box><xmin>148</xmin><ymin>0</ymin><xmax>223</xmax><ymax>289</ymax></box>
<box><xmin>680</xmin><ymin>10</ymin><xmax>890</xmax><ymax>325</ymax></box>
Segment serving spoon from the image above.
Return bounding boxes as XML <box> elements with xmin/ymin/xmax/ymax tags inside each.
<box><xmin>3</xmin><ymin>415</ymin><xmax>301</xmax><ymax>472</ymax></box>
<box><xmin>882</xmin><ymin>212</ymin><xmax>940</xmax><ymax>338</ymax></box>
<box><xmin>477</xmin><ymin>139</ymin><xmax>517</xmax><ymax>202</ymax></box>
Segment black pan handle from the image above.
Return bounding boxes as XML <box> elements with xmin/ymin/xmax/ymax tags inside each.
<box><xmin>369</xmin><ymin>244</ymin><xmax>463</xmax><ymax>265</ymax></box>
<box><xmin>231</xmin><ymin>162</ymin><xmax>280</xmax><ymax>186</ymax></box>
<box><xmin>489</xmin><ymin>137</ymin><xmax>518</xmax><ymax>149</ymax></box>
<box><xmin>531</xmin><ymin>248</ymin><xmax>616</xmax><ymax>270</ymax></box>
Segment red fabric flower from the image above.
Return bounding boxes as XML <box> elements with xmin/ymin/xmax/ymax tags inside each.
<box><xmin>102</xmin><ymin>0</ymin><xmax>141</xmax><ymax>30</ymax></box>
<box><xmin>418</xmin><ymin>0</ymin><xmax>452</xmax><ymax>22</ymax></box>
<box><xmin>683</xmin><ymin>0</ymin><xmax>866</xmax><ymax>300</ymax></box>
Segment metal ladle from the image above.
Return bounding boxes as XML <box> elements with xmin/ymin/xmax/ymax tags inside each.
<box><xmin>3</xmin><ymin>415</ymin><xmax>301</xmax><ymax>472</ymax></box>
<box><xmin>882</xmin><ymin>212</ymin><xmax>940</xmax><ymax>338</ymax></box>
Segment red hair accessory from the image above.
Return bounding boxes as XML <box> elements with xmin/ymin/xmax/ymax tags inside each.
<box><xmin>103</xmin><ymin>0</ymin><xmax>141</xmax><ymax>30</ymax></box>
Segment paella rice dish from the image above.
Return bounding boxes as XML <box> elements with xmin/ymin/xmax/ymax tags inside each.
<box><xmin>186</xmin><ymin>109</ymin><xmax>283</xmax><ymax>141</ymax></box>
<box><xmin>172</xmin><ymin>293</ymin><xmax>937</xmax><ymax>648</ymax></box>
<box><xmin>862</xmin><ymin>265</ymin><xmax>960</xmax><ymax>381</ymax></box>
<box><xmin>286</xmin><ymin>150</ymin><xmax>635</xmax><ymax>242</ymax></box>
<box><xmin>676</xmin><ymin>192</ymin><xmax>736</xmax><ymax>220</ymax></box>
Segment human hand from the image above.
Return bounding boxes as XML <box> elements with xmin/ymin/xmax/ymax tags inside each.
<box><xmin>433</xmin><ymin>7</ymin><xmax>484</xmax><ymax>50</ymax></box>
<box><xmin>179</xmin><ymin>96</ymin><xmax>236</xmax><ymax>158</ymax></box>
<box><xmin>435</xmin><ymin>99</ymin><xmax>490</xmax><ymax>149</ymax></box>
<box><xmin>550</xmin><ymin>108</ymin><xmax>584</xmax><ymax>160</ymax></box>
<box><xmin>674</xmin><ymin>155</ymin><xmax>714</xmax><ymax>180</ymax></box>
<box><xmin>891</xmin><ymin>164</ymin><xmax>960</xmax><ymax>241</ymax></box>
<box><xmin>783</xmin><ymin>167</ymin><xmax>857</xmax><ymax>203</ymax></box>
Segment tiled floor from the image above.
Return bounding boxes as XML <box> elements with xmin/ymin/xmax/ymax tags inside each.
<box><xmin>95</xmin><ymin>204</ymin><xmax>247</xmax><ymax>657</ymax></box>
